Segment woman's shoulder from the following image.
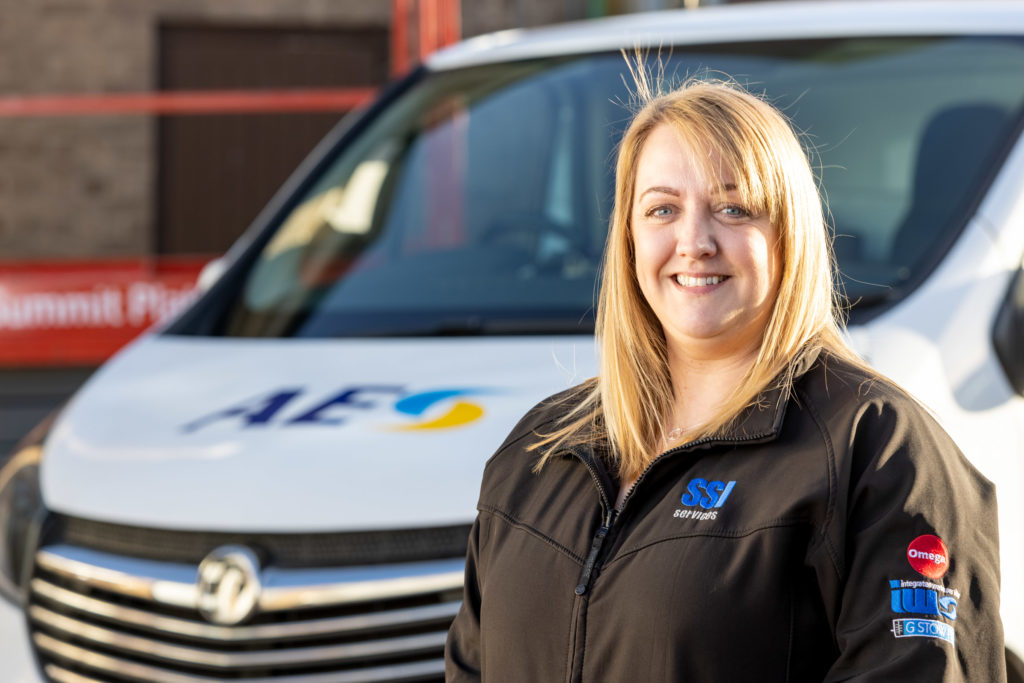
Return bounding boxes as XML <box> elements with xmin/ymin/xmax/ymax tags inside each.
<box><xmin>793</xmin><ymin>348</ymin><xmax>966</xmax><ymax>463</ymax></box>
<box><xmin>797</xmin><ymin>349</ymin><xmax>990</xmax><ymax>487</ymax></box>
<box><xmin>797</xmin><ymin>348</ymin><xmax>922</xmax><ymax>416</ymax></box>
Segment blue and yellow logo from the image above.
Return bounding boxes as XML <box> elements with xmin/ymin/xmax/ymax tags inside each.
<box><xmin>390</xmin><ymin>389</ymin><xmax>486</xmax><ymax>431</ymax></box>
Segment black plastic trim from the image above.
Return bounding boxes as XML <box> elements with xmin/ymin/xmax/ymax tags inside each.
<box><xmin>993</xmin><ymin>261</ymin><xmax>1024</xmax><ymax>396</ymax></box>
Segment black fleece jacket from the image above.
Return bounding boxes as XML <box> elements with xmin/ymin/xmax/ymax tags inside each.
<box><xmin>445</xmin><ymin>351</ymin><xmax>1005</xmax><ymax>682</ymax></box>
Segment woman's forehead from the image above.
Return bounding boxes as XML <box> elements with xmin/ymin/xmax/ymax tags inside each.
<box><xmin>633</xmin><ymin>124</ymin><xmax>741</xmax><ymax>197</ymax></box>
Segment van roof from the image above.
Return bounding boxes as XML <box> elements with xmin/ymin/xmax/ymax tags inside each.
<box><xmin>428</xmin><ymin>0</ymin><xmax>1024</xmax><ymax>71</ymax></box>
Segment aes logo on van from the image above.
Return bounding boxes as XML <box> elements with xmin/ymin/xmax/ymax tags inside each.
<box><xmin>182</xmin><ymin>386</ymin><xmax>489</xmax><ymax>433</ymax></box>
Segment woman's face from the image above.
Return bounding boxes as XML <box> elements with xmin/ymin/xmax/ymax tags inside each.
<box><xmin>631</xmin><ymin>123</ymin><xmax>781</xmax><ymax>362</ymax></box>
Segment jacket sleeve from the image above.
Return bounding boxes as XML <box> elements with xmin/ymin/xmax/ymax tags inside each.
<box><xmin>817</xmin><ymin>395</ymin><xmax>1005</xmax><ymax>682</ymax></box>
<box><xmin>445</xmin><ymin>515</ymin><xmax>484</xmax><ymax>682</ymax></box>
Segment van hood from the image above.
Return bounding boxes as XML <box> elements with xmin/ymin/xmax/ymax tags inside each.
<box><xmin>41</xmin><ymin>334</ymin><xmax>596</xmax><ymax>531</ymax></box>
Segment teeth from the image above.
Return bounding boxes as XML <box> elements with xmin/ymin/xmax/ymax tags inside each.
<box><xmin>676</xmin><ymin>275</ymin><xmax>725</xmax><ymax>287</ymax></box>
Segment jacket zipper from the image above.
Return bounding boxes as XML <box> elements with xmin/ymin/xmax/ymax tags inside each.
<box><xmin>564</xmin><ymin>448</ymin><xmax>617</xmax><ymax>683</ymax></box>
<box><xmin>574</xmin><ymin>507</ymin><xmax>616</xmax><ymax>595</ymax></box>
<box><xmin>567</xmin><ymin>447</ymin><xmax>616</xmax><ymax>596</ymax></box>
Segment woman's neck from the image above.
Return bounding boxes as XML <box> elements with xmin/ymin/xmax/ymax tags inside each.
<box><xmin>664</xmin><ymin>345</ymin><xmax>759</xmax><ymax>433</ymax></box>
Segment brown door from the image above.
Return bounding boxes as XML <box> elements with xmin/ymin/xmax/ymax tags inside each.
<box><xmin>157</xmin><ymin>23</ymin><xmax>388</xmax><ymax>256</ymax></box>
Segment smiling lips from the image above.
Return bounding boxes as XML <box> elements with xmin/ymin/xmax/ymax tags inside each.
<box><xmin>674</xmin><ymin>274</ymin><xmax>729</xmax><ymax>288</ymax></box>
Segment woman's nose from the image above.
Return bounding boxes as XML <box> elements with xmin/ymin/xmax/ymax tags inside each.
<box><xmin>675</xmin><ymin>209</ymin><xmax>717</xmax><ymax>259</ymax></box>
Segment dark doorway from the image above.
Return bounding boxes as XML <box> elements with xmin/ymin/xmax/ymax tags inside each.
<box><xmin>157</xmin><ymin>23</ymin><xmax>388</xmax><ymax>256</ymax></box>
<box><xmin>0</xmin><ymin>368</ymin><xmax>95</xmax><ymax>456</ymax></box>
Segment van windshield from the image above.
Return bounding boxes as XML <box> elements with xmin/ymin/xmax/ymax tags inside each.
<box><xmin>192</xmin><ymin>36</ymin><xmax>1024</xmax><ymax>338</ymax></box>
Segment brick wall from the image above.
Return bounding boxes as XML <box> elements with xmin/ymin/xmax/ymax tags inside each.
<box><xmin>0</xmin><ymin>0</ymin><xmax>390</xmax><ymax>260</ymax></box>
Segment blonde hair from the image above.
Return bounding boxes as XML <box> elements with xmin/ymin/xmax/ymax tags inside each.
<box><xmin>531</xmin><ymin>75</ymin><xmax>864</xmax><ymax>482</ymax></box>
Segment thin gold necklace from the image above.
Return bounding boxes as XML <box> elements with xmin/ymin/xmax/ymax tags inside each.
<box><xmin>665</xmin><ymin>423</ymin><xmax>700</xmax><ymax>443</ymax></box>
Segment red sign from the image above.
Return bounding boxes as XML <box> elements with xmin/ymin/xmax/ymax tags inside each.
<box><xmin>0</xmin><ymin>258</ymin><xmax>208</xmax><ymax>366</ymax></box>
<box><xmin>907</xmin><ymin>535</ymin><xmax>949</xmax><ymax>579</ymax></box>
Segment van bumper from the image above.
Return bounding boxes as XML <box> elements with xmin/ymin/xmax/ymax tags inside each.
<box><xmin>0</xmin><ymin>597</ymin><xmax>44</xmax><ymax>682</ymax></box>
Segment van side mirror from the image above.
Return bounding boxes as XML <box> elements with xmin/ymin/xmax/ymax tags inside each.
<box><xmin>994</xmin><ymin>263</ymin><xmax>1024</xmax><ymax>396</ymax></box>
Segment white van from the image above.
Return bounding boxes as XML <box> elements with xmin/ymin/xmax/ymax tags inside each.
<box><xmin>2</xmin><ymin>2</ymin><xmax>1023</xmax><ymax>680</ymax></box>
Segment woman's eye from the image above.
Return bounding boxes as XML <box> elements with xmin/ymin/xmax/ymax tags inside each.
<box><xmin>720</xmin><ymin>205</ymin><xmax>750</xmax><ymax>218</ymax></box>
<box><xmin>645</xmin><ymin>206</ymin><xmax>673</xmax><ymax>218</ymax></box>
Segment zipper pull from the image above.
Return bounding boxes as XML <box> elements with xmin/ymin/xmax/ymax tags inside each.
<box><xmin>574</xmin><ymin>510</ymin><xmax>615</xmax><ymax>596</ymax></box>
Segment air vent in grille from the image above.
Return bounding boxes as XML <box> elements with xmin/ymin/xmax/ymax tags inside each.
<box><xmin>29</xmin><ymin>539</ymin><xmax>465</xmax><ymax>682</ymax></box>
<box><xmin>49</xmin><ymin>514</ymin><xmax>472</xmax><ymax>567</ymax></box>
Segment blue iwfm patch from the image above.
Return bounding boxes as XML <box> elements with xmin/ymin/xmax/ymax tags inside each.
<box><xmin>891</xmin><ymin>618</ymin><xmax>955</xmax><ymax>645</ymax></box>
<box><xmin>889</xmin><ymin>580</ymin><xmax>957</xmax><ymax>620</ymax></box>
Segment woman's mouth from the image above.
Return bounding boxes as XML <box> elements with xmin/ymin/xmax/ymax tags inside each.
<box><xmin>674</xmin><ymin>274</ymin><xmax>728</xmax><ymax>288</ymax></box>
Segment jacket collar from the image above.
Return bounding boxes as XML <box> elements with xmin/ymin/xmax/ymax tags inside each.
<box><xmin>561</xmin><ymin>346</ymin><xmax>823</xmax><ymax>488</ymax></box>
<box><xmin>722</xmin><ymin>345</ymin><xmax>822</xmax><ymax>443</ymax></box>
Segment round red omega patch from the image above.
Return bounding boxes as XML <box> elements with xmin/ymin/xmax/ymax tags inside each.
<box><xmin>907</xmin><ymin>535</ymin><xmax>949</xmax><ymax>579</ymax></box>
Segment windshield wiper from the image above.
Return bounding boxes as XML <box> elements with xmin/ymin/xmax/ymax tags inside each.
<box><xmin>332</xmin><ymin>315</ymin><xmax>594</xmax><ymax>337</ymax></box>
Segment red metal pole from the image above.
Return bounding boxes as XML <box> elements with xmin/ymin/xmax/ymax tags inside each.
<box><xmin>418</xmin><ymin>0</ymin><xmax>439</xmax><ymax>61</ymax></box>
<box><xmin>0</xmin><ymin>88</ymin><xmax>377</xmax><ymax>118</ymax></box>
<box><xmin>392</xmin><ymin>0</ymin><xmax>461</xmax><ymax>73</ymax></box>
<box><xmin>442</xmin><ymin>0</ymin><xmax>462</xmax><ymax>47</ymax></box>
<box><xmin>391</xmin><ymin>0</ymin><xmax>411</xmax><ymax>77</ymax></box>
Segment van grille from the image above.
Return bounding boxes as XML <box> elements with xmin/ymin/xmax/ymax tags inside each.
<box><xmin>28</xmin><ymin>529</ymin><xmax>467</xmax><ymax>682</ymax></box>
<box><xmin>51</xmin><ymin>515</ymin><xmax>473</xmax><ymax>567</ymax></box>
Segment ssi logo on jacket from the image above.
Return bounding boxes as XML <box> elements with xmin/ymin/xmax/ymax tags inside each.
<box><xmin>681</xmin><ymin>478</ymin><xmax>736</xmax><ymax>509</ymax></box>
<box><xmin>674</xmin><ymin>478</ymin><xmax>736</xmax><ymax>521</ymax></box>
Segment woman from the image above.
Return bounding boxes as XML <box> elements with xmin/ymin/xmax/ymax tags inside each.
<box><xmin>445</xmin><ymin>79</ymin><xmax>1004</xmax><ymax>681</ymax></box>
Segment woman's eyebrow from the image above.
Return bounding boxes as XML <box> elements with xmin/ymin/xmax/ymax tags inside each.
<box><xmin>638</xmin><ymin>182</ymin><xmax>738</xmax><ymax>200</ymax></box>
<box><xmin>637</xmin><ymin>186</ymin><xmax>679</xmax><ymax>200</ymax></box>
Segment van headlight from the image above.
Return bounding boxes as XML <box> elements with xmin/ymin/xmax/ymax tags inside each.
<box><xmin>0</xmin><ymin>443</ymin><xmax>45</xmax><ymax>605</ymax></box>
